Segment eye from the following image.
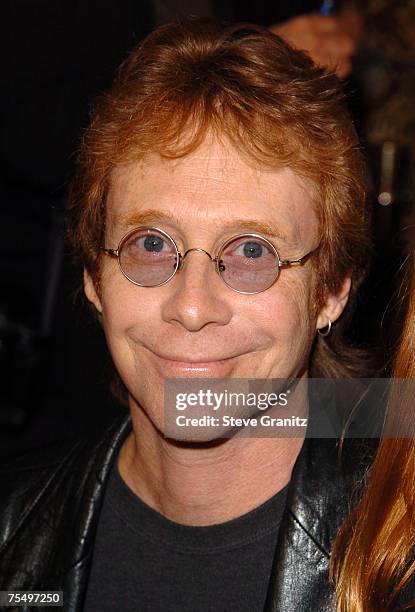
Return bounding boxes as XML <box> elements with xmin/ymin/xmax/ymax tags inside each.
<box><xmin>128</xmin><ymin>232</ymin><xmax>176</xmax><ymax>254</ymax></box>
<box><xmin>144</xmin><ymin>235</ymin><xmax>167</xmax><ymax>253</ymax></box>
<box><xmin>122</xmin><ymin>229</ymin><xmax>177</xmax><ymax>262</ymax></box>
<box><xmin>140</xmin><ymin>234</ymin><xmax>168</xmax><ymax>252</ymax></box>
<box><xmin>219</xmin><ymin>236</ymin><xmax>278</xmax><ymax>274</ymax></box>
<box><xmin>235</xmin><ymin>240</ymin><xmax>269</xmax><ymax>259</ymax></box>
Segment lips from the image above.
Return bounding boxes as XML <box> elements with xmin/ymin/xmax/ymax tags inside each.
<box><xmin>144</xmin><ymin>347</ymin><xmax>244</xmax><ymax>377</ymax></box>
<box><xmin>129</xmin><ymin>327</ymin><xmax>260</xmax><ymax>366</ymax></box>
<box><xmin>149</xmin><ymin>350</ymin><xmax>239</xmax><ymax>364</ymax></box>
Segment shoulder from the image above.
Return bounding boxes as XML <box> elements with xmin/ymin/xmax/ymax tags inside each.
<box><xmin>264</xmin><ymin>438</ymin><xmax>378</xmax><ymax>611</ymax></box>
<box><xmin>302</xmin><ymin>437</ymin><xmax>378</xmax><ymax>480</ymax></box>
<box><xmin>288</xmin><ymin>437</ymin><xmax>378</xmax><ymax>552</ymax></box>
<box><xmin>0</xmin><ymin>414</ymin><xmax>131</xmax><ymax>551</ymax></box>
<box><xmin>294</xmin><ymin>437</ymin><xmax>378</xmax><ymax>504</ymax></box>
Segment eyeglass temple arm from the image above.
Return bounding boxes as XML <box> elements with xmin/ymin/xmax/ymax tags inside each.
<box><xmin>279</xmin><ymin>246</ymin><xmax>319</xmax><ymax>268</ymax></box>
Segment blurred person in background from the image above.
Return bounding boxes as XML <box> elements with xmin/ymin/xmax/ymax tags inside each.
<box><xmin>336</xmin><ymin>0</ymin><xmax>415</xmax><ymax>364</ymax></box>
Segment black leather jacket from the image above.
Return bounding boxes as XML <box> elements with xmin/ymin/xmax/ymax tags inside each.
<box><xmin>0</xmin><ymin>415</ymin><xmax>377</xmax><ymax>611</ymax></box>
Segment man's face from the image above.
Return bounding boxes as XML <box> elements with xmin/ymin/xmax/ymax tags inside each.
<box><xmin>85</xmin><ymin>137</ymin><xmax>349</xmax><ymax>433</ymax></box>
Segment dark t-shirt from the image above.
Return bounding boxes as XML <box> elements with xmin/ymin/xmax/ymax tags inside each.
<box><xmin>84</xmin><ymin>463</ymin><xmax>288</xmax><ymax>611</ymax></box>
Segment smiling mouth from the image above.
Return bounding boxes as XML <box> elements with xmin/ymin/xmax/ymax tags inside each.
<box><xmin>142</xmin><ymin>344</ymin><xmax>249</xmax><ymax>368</ymax></box>
<box><xmin>149</xmin><ymin>350</ymin><xmax>238</xmax><ymax>366</ymax></box>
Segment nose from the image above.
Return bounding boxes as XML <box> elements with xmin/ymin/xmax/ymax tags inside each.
<box><xmin>161</xmin><ymin>249</ymin><xmax>232</xmax><ymax>332</ymax></box>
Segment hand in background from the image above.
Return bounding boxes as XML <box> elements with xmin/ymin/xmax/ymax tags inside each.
<box><xmin>270</xmin><ymin>14</ymin><xmax>355</xmax><ymax>78</ymax></box>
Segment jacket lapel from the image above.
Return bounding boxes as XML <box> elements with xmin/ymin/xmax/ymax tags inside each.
<box><xmin>60</xmin><ymin>415</ymin><xmax>132</xmax><ymax>611</ymax></box>
<box><xmin>1</xmin><ymin>406</ymin><xmax>379</xmax><ymax>612</ymax></box>
<box><xmin>0</xmin><ymin>413</ymin><xmax>132</xmax><ymax>612</ymax></box>
<box><xmin>264</xmin><ymin>438</ymin><xmax>375</xmax><ymax>612</ymax></box>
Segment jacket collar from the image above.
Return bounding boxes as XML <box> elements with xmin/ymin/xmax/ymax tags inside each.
<box><xmin>58</xmin><ymin>416</ymin><xmax>374</xmax><ymax>611</ymax></box>
<box><xmin>264</xmin><ymin>437</ymin><xmax>375</xmax><ymax>611</ymax></box>
<box><xmin>0</xmin><ymin>413</ymin><xmax>375</xmax><ymax>611</ymax></box>
<box><xmin>60</xmin><ymin>414</ymin><xmax>132</xmax><ymax>609</ymax></box>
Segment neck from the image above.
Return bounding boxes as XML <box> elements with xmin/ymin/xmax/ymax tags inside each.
<box><xmin>118</xmin><ymin>395</ymin><xmax>306</xmax><ymax>526</ymax></box>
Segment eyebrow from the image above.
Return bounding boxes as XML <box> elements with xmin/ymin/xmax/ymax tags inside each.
<box><xmin>114</xmin><ymin>209</ymin><xmax>288</xmax><ymax>242</ymax></box>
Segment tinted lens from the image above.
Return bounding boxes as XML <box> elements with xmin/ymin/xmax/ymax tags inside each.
<box><xmin>119</xmin><ymin>228</ymin><xmax>178</xmax><ymax>286</ymax></box>
<box><xmin>218</xmin><ymin>235</ymin><xmax>280</xmax><ymax>293</ymax></box>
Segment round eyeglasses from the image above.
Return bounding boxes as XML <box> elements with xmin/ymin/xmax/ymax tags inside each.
<box><xmin>102</xmin><ymin>226</ymin><xmax>319</xmax><ymax>295</ymax></box>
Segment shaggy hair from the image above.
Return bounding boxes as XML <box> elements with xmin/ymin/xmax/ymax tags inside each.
<box><xmin>68</xmin><ymin>18</ymin><xmax>372</xmax><ymax>378</ymax></box>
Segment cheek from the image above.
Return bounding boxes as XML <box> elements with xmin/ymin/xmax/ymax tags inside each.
<box><xmin>254</xmin><ymin>274</ymin><xmax>316</xmax><ymax>339</ymax></box>
<box><xmin>99</xmin><ymin>280</ymin><xmax>164</xmax><ymax>408</ymax></box>
<box><xmin>98</xmin><ymin>269</ymin><xmax>156</xmax><ymax>357</ymax></box>
<box><xmin>242</xmin><ymin>273</ymin><xmax>318</xmax><ymax>379</ymax></box>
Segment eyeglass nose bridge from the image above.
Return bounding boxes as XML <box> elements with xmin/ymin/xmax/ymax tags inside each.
<box><xmin>178</xmin><ymin>247</ymin><xmax>216</xmax><ymax>272</ymax></box>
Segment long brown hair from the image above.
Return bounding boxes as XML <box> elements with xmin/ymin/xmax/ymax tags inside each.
<box><xmin>331</xmin><ymin>257</ymin><xmax>415</xmax><ymax>611</ymax></box>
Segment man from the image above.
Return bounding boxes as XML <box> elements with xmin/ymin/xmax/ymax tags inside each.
<box><xmin>0</xmin><ymin>19</ymin><xmax>373</xmax><ymax>611</ymax></box>
<box><xmin>0</xmin><ymin>0</ymin><xmax>355</xmax><ymax>453</ymax></box>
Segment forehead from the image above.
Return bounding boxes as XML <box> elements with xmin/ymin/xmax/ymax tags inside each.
<box><xmin>107</xmin><ymin>137</ymin><xmax>318</xmax><ymax>245</ymax></box>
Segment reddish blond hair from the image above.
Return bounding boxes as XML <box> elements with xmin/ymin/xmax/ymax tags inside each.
<box><xmin>331</xmin><ymin>257</ymin><xmax>415</xmax><ymax>610</ymax></box>
<box><xmin>68</xmin><ymin>18</ymin><xmax>371</xmax><ymax>377</ymax></box>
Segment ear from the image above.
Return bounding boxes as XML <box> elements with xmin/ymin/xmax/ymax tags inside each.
<box><xmin>84</xmin><ymin>268</ymin><xmax>103</xmax><ymax>314</ymax></box>
<box><xmin>316</xmin><ymin>276</ymin><xmax>351</xmax><ymax>330</ymax></box>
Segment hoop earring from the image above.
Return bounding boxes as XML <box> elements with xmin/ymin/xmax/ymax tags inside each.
<box><xmin>317</xmin><ymin>319</ymin><xmax>332</xmax><ymax>337</ymax></box>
